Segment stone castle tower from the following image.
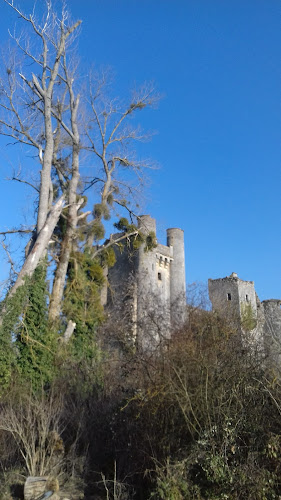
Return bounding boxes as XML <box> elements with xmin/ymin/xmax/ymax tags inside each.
<box><xmin>104</xmin><ymin>215</ymin><xmax>186</xmax><ymax>350</ymax></box>
<box><xmin>208</xmin><ymin>272</ymin><xmax>258</xmax><ymax>323</ymax></box>
<box><xmin>208</xmin><ymin>272</ymin><xmax>281</xmax><ymax>364</ymax></box>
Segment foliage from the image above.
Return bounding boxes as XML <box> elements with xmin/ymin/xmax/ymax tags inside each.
<box><xmin>62</xmin><ymin>249</ymin><xmax>104</xmax><ymax>365</ymax></box>
<box><xmin>127</xmin><ymin>312</ymin><xmax>281</xmax><ymax>499</ymax></box>
<box><xmin>0</xmin><ymin>467</ymin><xmax>25</xmax><ymax>500</ymax></box>
<box><xmin>1</xmin><ymin>288</ymin><xmax>281</xmax><ymax>498</ymax></box>
<box><xmin>241</xmin><ymin>302</ymin><xmax>257</xmax><ymax>332</ymax></box>
<box><xmin>15</xmin><ymin>263</ymin><xmax>58</xmax><ymax>389</ymax></box>
<box><xmin>0</xmin><ymin>264</ymin><xmax>55</xmax><ymax>391</ymax></box>
<box><xmin>0</xmin><ymin>288</ymin><xmax>25</xmax><ymax>391</ymax></box>
<box><xmin>114</xmin><ymin>217</ymin><xmax>157</xmax><ymax>251</ymax></box>
<box><xmin>150</xmin><ymin>459</ymin><xmax>201</xmax><ymax>500</ymax></box>
<box><xmin>89</xmin><ymin>308</ymin><xmax>281</xmax><ymax>499</ymax></box>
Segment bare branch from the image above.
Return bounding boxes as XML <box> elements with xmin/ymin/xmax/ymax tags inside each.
<box><xmin>0</xmin><ymin>228</ymin><xmax>34</xmax><ymax>236</ymax></box>
<box><xmin>9</xmin><ymin>176</ymin><xmax>39</xmax><ymax>192</ymax></box>
<box><xmin>77</xmin><ymin>210</ymin><xmax>91</xmax><ymax>221</ymax></box>
<box><xmin>0</xmin><ymin>238</ymin><xmax>18</xmax><ymax>276</ymax></box>
<box><xmin>93</xmin><ymin>230</ymin><xmax>139</xmax><ymax>258</ymax></box>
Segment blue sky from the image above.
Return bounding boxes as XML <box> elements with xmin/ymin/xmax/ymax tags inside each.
<box><xmin>0</xmin><ymin>0</ymin><xmax>280</xmax><ymax>301</ymax></box>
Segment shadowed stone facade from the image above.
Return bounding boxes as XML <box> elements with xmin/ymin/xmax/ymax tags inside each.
<box><xmin>208</xmin><ymin>273</ymin><xmax>281</xmax><ymax>364</ymax></box>
<box><xmin>103</xmin><ymin>216</ymin><xmax>280</xmax><ymax>358</ymax></box>
<box><xmin>105</xmin><ymin>215</ymin><xmax>186</xmax><ymax>350</ymax></box>
<box><xmin>208</xmin><ymin>272</ymin><xmax>258</xmax><ymax>329</ymax></box>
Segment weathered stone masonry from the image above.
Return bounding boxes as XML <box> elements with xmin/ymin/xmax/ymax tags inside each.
<box><xmin>105</xmin><ymin>215</ymin><xmax>186</xmax><ymax>349</ymax></box>
<box><xmin>208</xmin><ymin>272</ymin><xmax>281</xmax><ymax>363</ymax></box>
<box><xmin>103</xmin><ymin>214</ymin><xmax>280</xmax><ymax>357</ymax></box>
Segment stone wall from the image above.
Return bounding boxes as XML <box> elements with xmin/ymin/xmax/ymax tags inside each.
<box><xmin>209</xmin><ymin>272</ymin><xmax>281</xmax><ymax>364</ymax></box>
<box><xmin>262</xmin><ymin>299</ymin><xmax>281</xmax><ymax>368</ymax></box>
<box><xmin>106</xmin><ymin>215</ymin><xmax>186</xmax><ymax>350</ymax></box>
<box><xmin>208</xmin><ymin>273</ymin><xmax>257</xmax><ymax>322</ymax></box>
<box><xmin>208</xmin><ymin>273</ymin><xmax>241</xmax><ymax>322</ymax></box>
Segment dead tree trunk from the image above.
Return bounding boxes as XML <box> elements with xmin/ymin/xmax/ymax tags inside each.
<box><xmin>48</xmin><ymin>64</ymin><xmax>81</xmax><ymax>322</ymax></box>
<box><xmin>0</xmin><ymin>196</ymin><xmax>64</xmax><ymax>324</ymax></box>
<box><xmin>0</xmin><ymin>3</ymin><xmax>82</xmax><ymax>321</ymax></box>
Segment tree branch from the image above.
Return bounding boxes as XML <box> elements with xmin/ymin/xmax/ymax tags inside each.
<box><xmin>93</xmin><ymin>230</ymin><xmax>139</xmax><ymax>258</ymax></box>
<box><xmin>0</xmin><ymin>239</ymin><xmax>18</xmax><ymax>276</ymax></box>
<box><xmin>9</xmin><ymin>176</ymin><xmax>39</xmax><ymax>192</ymax></box>
<box><xmin>0</xmin><ymin>228</ymin><xmax>34</xmax><ymax>236</ymax></box>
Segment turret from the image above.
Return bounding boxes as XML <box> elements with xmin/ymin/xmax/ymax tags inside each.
<box><xmin>208</xmin><ymin>273</ymin><xmax>258</xmax><ymax>322</ymax></box>
<box><xmin>167</xmin><ymin>228</ymin><xmax>186</xmax><ymax>326</ymax></box>
<box><xmin>138</xmin><ymin>214</ymin><xmax>157</xmax><ymax>236</ymax></box>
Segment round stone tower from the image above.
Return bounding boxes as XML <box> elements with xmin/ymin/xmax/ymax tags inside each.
<box><xmin>167</xmin><ymin>228</ymin><xmax>186</xmax><ymax>326</ymax></box>
<box><xmin>138</xmin><ymin>214</ymin><xmax>157</xmax><ymax>235</ymax></box>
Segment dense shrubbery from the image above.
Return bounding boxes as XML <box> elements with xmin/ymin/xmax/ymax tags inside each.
<box><xmin>1</xmin><ymin>284</ymin><xmax>281</xmax><ymax>499</ymax></box>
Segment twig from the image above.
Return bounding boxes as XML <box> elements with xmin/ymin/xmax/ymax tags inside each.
<box><xmin>0</xmin><ymin>228</ymin><xmax>34</xmax><ymax>236</ymax></box>
<box><xmin>10</xmin><ymin>176</ymin><xmax>39</xmax><ymax>192</ymax></box>
<box><xmin>0</xmin><ymin>239</ymin><xmax>18</xmax><ymax>275</ymax></box>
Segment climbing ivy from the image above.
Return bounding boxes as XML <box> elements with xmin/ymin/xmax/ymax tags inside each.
<box><xmin>15</xmin><ymin>262</ymin><xmax>58</xmax><ymax>389</ymax></box>
<box><xmin>62</xmin><ymin>249</ymin><xmax>105</xmax><ymax>363</ymax></box>
<box><xmin>0</xmin><ymin>262</ymin><xmax>57</xmax><ymax>391</ymax></box>
<box><xmin>241</xmin><ymin>302</ymin><xmax>257</xmax><ymax>332</ymax></box>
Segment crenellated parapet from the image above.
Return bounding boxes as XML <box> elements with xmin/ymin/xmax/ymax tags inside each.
<box><xmin>106</xmin><ymin>215</ymin><xmax>186</xmax><ymax>350</ymax></box>
<box><xmin>208</xmin><ymin>272</ymin><xmax>281</xmax><ymax>364</ymax></box>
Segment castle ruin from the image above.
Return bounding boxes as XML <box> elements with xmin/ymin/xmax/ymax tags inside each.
<box><xmin>102</xmin><ymin>214</ymin><xmax>280</xmax><ymax>358</ymax></box>
<box><xmin>208</xmin><ymin>272</ymin><xmax>281</xmax><ymax>365</ymax></box>
<box><xmin>104</xmin><ymin>215</ymin><xmax>186</xmax><ymax>350</ymax></box>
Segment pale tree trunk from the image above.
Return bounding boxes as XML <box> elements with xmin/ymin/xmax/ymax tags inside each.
<box><xmin>48</xmin><ymin>170</ymin><xmax>79</xmax><ymax>322</ymax></box>
<box><xmin>0</xmin><ymin>196</ymin><xmax>65</xmax><ymax>323</ymax></box>
<box><xmin>0</xmin><ymin>5</ymin><xmax>84</xmax><ymax>322</ymax></box>
<box><xmin>61</xmin><ymin>320</ymin><xmax>76</xmax><ymax>343</ymax></box>
<box><xmin>48</xmin><ymin>75</ymin><xmax>81</xmax><ymax>322</ymax></box>
<box><xmin>36</xmin><ymin>28</ymin><xmax>68</xmax><ymax>233</ymax></box>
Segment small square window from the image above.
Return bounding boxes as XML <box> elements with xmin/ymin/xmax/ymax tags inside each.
<box><xmin>227</xmin><ymin>293</ymin><xmax>232</xmax><ymax>301</ymax></box>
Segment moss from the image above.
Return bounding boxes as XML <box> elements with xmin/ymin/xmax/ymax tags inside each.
<box><xmin>241</xmin><ymin>303</ymin><xmax>257</xmax><ymax>332</ymax></box>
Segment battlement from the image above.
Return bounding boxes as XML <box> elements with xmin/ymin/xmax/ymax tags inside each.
<box><xmin>105</xmin><ymin>216</ymin><xmax>280</xmax><ymax>358</ymax></box>
<box><xmin>208</xmin><ymin>273</ymin><xmax>258</xmax><ymax>333</ymax></box>
<box><xmin>106</xmin><ymin>215</ymin><xmax>186</xmax><ymax>350</ymax></box>
<box><xmin>156</xmin><ymin>244</ymin><xmax>173</xmax><ymax>259</ymax></box>
<box><xmin>209</xmin><ymin>272</ymin><xmax>254</xmax><ymax>285</ymax></box>
<box><xmin>262</xmin><ymin>299</ymin><xmax>281</xmax><ymax>305</ymax></box>
<box><xmin>209</xmin><ymin>272</ymin><xmax>281</xmax><ymax>367</ymax></box>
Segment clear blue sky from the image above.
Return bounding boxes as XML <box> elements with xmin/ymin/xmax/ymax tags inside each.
<box><xmin>0</xmin><ymin>0</ymin><xmax>280</xmax><ymax>301</ymax></box>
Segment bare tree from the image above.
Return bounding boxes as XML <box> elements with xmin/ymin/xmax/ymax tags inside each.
<box><xmin>48</xmin><ymin>52</ymin><xmax>81</xmax><ymax>322</ymax></box>
<box><xmin>0</xmin><ymin>1</ymin><xmax>81</xmax><ymax>311</ymax></box>
<box><xmin>85</xmin><ymin>76</ymin><xmax>157</xmax><ymax>244</ymax></box>
<box><xmin>0</xmin><ymin>1</ymin><xmax>158</xmax><ymax>329</ymax></box>
<box><xmin>48</xmin><ymin>76</ymin><xmax>158</xmax><ymax>321</ymax></box>
<box><xmin>0</xmin><ymin>387</ymin><xmax>65</xmax><ymax>476</ymax></box>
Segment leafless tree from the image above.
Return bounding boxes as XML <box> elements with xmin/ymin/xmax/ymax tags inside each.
<box><xmin>0</xmin><ymin>1</ymin><xmax>158</xmax><ymax>328</ymax></box>
<box><xmin>49</xmin><ymin>76</ymin><xmax>158</xmax><ymax>321</ymax></box>
<box><xmin>0</xmin><ymin>1</ymin><xmax>81</xmax><ymax>313</ymax></box>
<box><xmin>0</xmin><ymin>387</ymin><xmax>65</xmax><ymax>476</ymax></box>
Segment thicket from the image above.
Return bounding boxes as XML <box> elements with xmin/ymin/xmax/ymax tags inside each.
<box><xmin>0</xmin><ymin>291</ymin><xmax>281</xmax><ymax>499</ymax></box>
